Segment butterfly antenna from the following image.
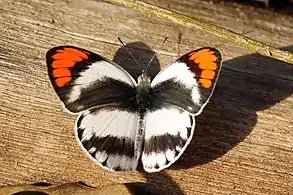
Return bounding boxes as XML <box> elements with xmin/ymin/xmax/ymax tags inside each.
<box><xmin>117</xmin><ymin>37</ymin><xmax>142</xmax><ymax>69</ymax></box>
<box><xmin>143</xmin><ymin>36</ymin><xmax>169</xmax><ymax>73</ymax></box>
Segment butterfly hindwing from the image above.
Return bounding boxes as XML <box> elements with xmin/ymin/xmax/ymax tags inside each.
<box><xmin>46</xmin><ymin>46</ymin><xmax>137</xmax><ymax>113</ymax></box>
<box><xmin>76</xmin><ymin>106</ymin><xmax>141</xmax><ymax>172</ymax></box>
<box><xmin>142</xmin><ymin>108</ymin><xmax>195</xmax><ymax>172</ymax></box>
<box><xmin>141</xmin><ymin>47</ymin><xmax>222</xmax><ymax>172</ymax></box>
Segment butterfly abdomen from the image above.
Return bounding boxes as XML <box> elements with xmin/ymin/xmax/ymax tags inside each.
<box><xmin>134</xmin><ymin>113</ymin><xmax>145</xmax><ymax>160</ymax></box>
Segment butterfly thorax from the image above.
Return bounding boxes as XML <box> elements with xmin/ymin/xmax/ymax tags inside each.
<box><xmin>136</xmin><ymin>73</ymin><xmax>151</xmax><ymax>111</ymax></box>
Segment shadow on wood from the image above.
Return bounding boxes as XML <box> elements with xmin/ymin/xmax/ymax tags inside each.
<box><xmin>112</xmin><ymin>41</ymin><xmax>161</xmax><ymax>79</ymax></box>
<box><xmin>174</xmin><ymin>45</ymin><xmax>293</xmax><ymax>169</ymax></box>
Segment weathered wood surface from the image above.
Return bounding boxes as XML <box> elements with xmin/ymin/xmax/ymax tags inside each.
<box><xmin>0</xmin><ymin>0</ymin><xmax>292</xmax><ymax>194</ymax></box>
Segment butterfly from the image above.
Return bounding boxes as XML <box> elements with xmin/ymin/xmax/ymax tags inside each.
<box><xmin>46</xmin><ymin>44</ymin><xmax>222</xmax><ymax>173</ymax></box>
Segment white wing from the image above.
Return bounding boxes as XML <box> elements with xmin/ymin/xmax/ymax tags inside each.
<box><xmin>142</xmin><ymin>108</ymin><xmax>195</xmax><ymax>172</ymax></box>
<box><xmin>75</xmin><ymin>106</ymin><xmax>141</xmax><ymax>172</ymax></box>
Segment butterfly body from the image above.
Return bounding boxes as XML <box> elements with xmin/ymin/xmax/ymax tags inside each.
<box><xmin>46</xmin><ymin>45</ymin><xmax>222</xmax><ymax>173</ymax></box>
<box><xmin>136</xmin><ymin>73</ymin><xmax>152</xmax><ymax>111</ymax></box>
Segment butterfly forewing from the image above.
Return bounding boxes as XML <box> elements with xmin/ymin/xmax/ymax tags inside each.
<box><xmin>76</xmin><ymin>107</ymin><xmax>141</xmax><ymax>171</ymax></box>
<box><xmin>46</xmin><ymin>46</ymin><xmax>137</xmax><ymax>113</ymax></box>
<box><xmin>150</xmin><ymin>47</ymin><xmax>222</xmax><ymax>115</ymax></box>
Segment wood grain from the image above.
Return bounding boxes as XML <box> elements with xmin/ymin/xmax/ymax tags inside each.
<box><xmin>106</xmin><ymin>0</ymin><xmax>293</xmax><ymax>64</ymax></box>
<box><xmin>0</xmin><ymin>0</ymin><xmax>292</xmax><ymax>194</ymax></box>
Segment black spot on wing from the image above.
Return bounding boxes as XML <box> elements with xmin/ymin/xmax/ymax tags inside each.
<box><xmin>77</xmin><ymin>127</ymin><xmax>84</xmax><ymax>141</ymax></box>
<box><xmin>101</xmin><ymin>155</ymin><xmax>109</xmax><ymax>166</ymax></box>
<box><xmin>81</xmin><ymin>135</ymin><xmax>135</xmax><ymax>158</ymax></box>
<box><xmin>143</xmin><ymin>133</ymin><xmax>186</xmax><ymax>155</ymax></box>
<box><xmin>76</xmin><ymin>114</ymin><xmax>83</xmax><ymax>128</ymax></box>
<box><xmin>187</xmin><ymin>115</ymin><xmax>195</xmax><ymax>138</ymax></box>
<box><xmin>115</xmin><ymin>166</ymin><xmax>123</xmax><ymax>171</ymax></box>
<box><xmin>76</xmin><ymin>114</ymin><xmax>85</xmax><ymax>140</ymax></box>
<box><xmin>186</xmin><ymin>127</ymin><xmax>191</xmax><ymax>138</ymax></box>
<box><xmin>150</xmin><ymin>79</ymin><xmax>201</xmax><ymax>113</ymax></box>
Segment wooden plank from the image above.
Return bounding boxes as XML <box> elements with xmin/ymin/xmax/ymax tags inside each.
<box><xmin>0</xmin><ymin>0</ymin><xmax>292</xmax><ymax>194</ymax></box>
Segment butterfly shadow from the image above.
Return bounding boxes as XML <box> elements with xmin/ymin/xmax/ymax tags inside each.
<box><xmin>113</xmin><ymin>41</ymin><xmax>161</xmax><ymax>79</ymax></box>
<box><xmin>174</xmin><ymin>45</ymin><xmax>293</xmax><ymax>169</ymax></box>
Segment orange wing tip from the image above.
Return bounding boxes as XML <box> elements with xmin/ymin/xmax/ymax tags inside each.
<box><xmin>63</xmin><ymin>48</ymin><xmax>89</xmax><ymax>59</ymax></box>
<box><xmin>52</xmin><ymin>51</ymin><xmax>83</xmax><ymax>61</ymax></box>
<box><xmin>199</xmin><ymin>79</ymin><xmax>212</xmax><ymax>88</ymax></box>
<box><xmin>49</xmin><ymin>47</ymin><xmax>90</xmax><ymax>87</ymax></box>
<box><xmin>52</xmin><ymin>60</ymin><xmax>75</xmax><ymax>68</ymax></box>
<box><xmin>194</xmin><ymin>54</ymin><xmax>217</xmax><ymax>63</ymax></box>
<box><xmin>188</xmin><ymin>49</ymin><xmax>218</xmax><ymax>70</ymax></box>
<box><xmin>189</xmin><ymin>49</ymin><xmax>215</xmax><ymax>60</ymax></box>
<box><xmin>52</xmin><ymin>48</ymin><xmax>89</xmax><ymax>62</ymax></box>
<box><xmin>55</xmin><ymin>77</ymin><xmax>72</xmax><ymax>87</ymax></box>
<box><xmin>198</xmin><ymin>61</ymin><xmax>217</xmax><ymax>70</ymax></box>
<box><xmin>200</xmin><ymin>70</ymin><xmax>216</xmax><ymax>80</ymax></box>
<box><xmin>53</xmin><ymin>68</ymin><xmax>72</xmax><ymax>78</ymax></box>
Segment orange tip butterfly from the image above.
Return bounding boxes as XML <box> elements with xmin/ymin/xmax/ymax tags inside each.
<box><xmin>46</xmin><ymin>44</ymin><xmax>222</xmax><ymax>173</ymax></box>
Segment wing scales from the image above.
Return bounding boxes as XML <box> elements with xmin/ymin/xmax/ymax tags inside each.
<box><xmin>142</xmin><ymin>108</ymin><xmax>195</xmax><ymax>172</ymax></box>
<box><xmin>76</xmin><ymin>107</ymin><xmax>140</xmax><ymax>172</ymax></box>
<box><xmin>150</xmin><ymin>47</ymin><xmax>222</xmax><ymax>115</ymax></box>
<box><xmin>46</xmin><ymin>46</ymin><xmax>137</xmax><ymax>113</ymax></box>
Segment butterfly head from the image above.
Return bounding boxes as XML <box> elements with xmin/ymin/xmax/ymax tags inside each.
<box><xmin>137</xmin><ymin>72</ymin><xmax>151</xmax><ymax>85</ymax></box>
